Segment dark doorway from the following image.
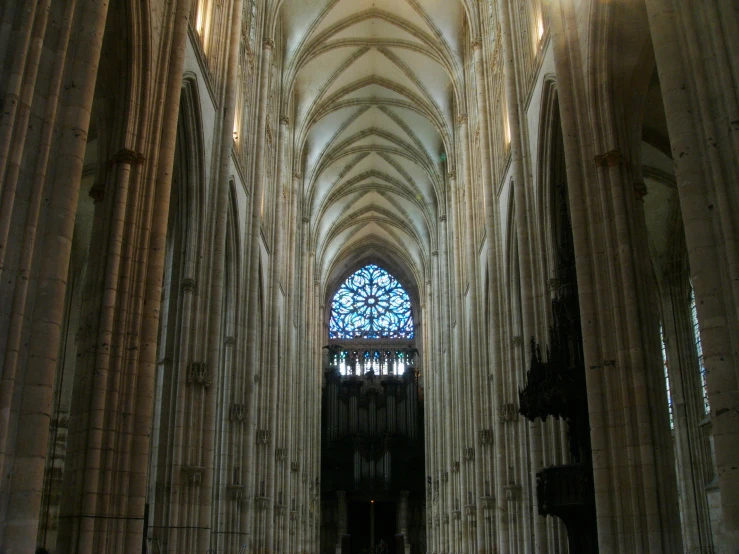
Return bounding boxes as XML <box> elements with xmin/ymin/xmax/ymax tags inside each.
<box><xmin>348</xmin><ymin>501</ymin><xmax>396</xmax><ymax>554</ymax></box>
<box><xmin>348</xmin><ymin>502</ymin><xmax>370</xmax><ymax>553</ymax></box>
<box><xmin>373</xmin><ymin>501</ymin><xmax>396</xmax><ymax>553</ymax></box>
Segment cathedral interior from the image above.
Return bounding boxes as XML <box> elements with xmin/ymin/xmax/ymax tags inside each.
<box><xmin>0</xmin><ymin>0</ymin><xmax>738</xmax><ymax>553</ymax></box>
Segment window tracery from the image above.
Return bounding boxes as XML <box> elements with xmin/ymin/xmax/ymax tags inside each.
<box><xmin>329</xmin><ymin>264</ymin><xmax>414</xmax><ymax>340</ymax></box>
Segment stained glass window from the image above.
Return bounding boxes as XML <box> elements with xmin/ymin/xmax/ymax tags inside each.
<box><xmin>329</xmin><ymin>264</ymin><xmax>414</xmax><ymax>339</ymax></box>
<box><xmin>660</xmin><ymin>324</ymin><xmax>674</xmax><ymax>429</ymax></box>
<box><xmin>690</xmin><ymin>288</ymin><xmax>709</xmax><ymax>414</ymax></box>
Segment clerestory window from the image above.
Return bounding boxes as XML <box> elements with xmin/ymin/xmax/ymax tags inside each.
<box><xmin>690</xmin><ymin>287</ymin><xmax>710</xmax><ymax>414</ymax></box>
<box><xmin>329</xmin><ymin>264</ymin><xmax>414</xmax><ymax>340</ymax></box>
<box><xmin>660</xmin><ymin>324</ymin><xmax>674</xmax><ymax>429</ymax></box>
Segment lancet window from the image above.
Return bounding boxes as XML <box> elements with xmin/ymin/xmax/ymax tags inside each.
<box><xmin>660</xmin><ymin>324</ymin><xmax>674</xmax><ymax>429</ymax></box>
<box><xmin>690</xmin><ymin>288</ymin><xmax>709</xmax><ymax>414</ymax></box>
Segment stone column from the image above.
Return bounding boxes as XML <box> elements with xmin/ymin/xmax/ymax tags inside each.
<box><xmin>200</xmin><ymin>1</ymin><xmax>245</xmax><ymax>552</ymax></box>
<box><xmin>644</xmin><ymin>0</ymin><xmax>739</xmax><ymax>542</ymax></box>
<box><xmin>294</xmin><ymin>220</ymin><xmax>310</xmax><ymax>554</ymax></box>
<box><xmin>446</xmin><ymin>168</ymin><xmax>464</xmax><ymax>554</ymax></box>
<box><xmin>457</xmin><ymin>102</ymin><xmax>487</xmax><ymax>554</ymax></box>
<box><xmin>241</xmin><ymin>35</ymin><xmax>275</xmax><ymax>553</ymax></box>
<box><xmin>282</xmin><ymin>171</ymin><xmax>302</xmax><ymax>554</ymax></box>
<box><xmin>545</xmin><ymin>2</ymin><xmax>685</xmax><ymax>550</ymax></box>
<box><xmin>0</xmin><ymin>1</ymin><xmax>44</xmax><ymax>191</ymax></box>
<box><xmin>0</xmin><ymin>0</ymin><xmax>52</xmax><ymax>273</ymax></box>
<box><xmin>263</xmin><ymin>112</ymin><xmax>291</xmax><ymax>554</ymax></box>
<box><xmin>489</xmin><ymin>0</ymin><xmax>546</xmax><ymax>544</ymax></box>
<box><xmin>1</xmin><ymin>1</ymin><xmax>109</xmax><ymax>551</ymax></box>
<box><xmin>0</xmin><ymin>0</ymin><xmax>74</xmax><ymax>478</ymax></box>
<box><xmin>311</xmin><ymin>282</ymin><xmax>322</xmax><ymax>553</ymax></box>
<box><xmin>136</xmin><ymin>2</ymin><xmax>203</xmax><ymax>551</ymax></box>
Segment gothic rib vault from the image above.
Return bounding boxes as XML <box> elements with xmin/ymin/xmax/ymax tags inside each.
<box><xmin>283</xmin><ymin>0</ymin><xmax>463</xmax><ymax>293</ymax></box>
<box><xmin>0</xmin><ymin>0</ymin><xmax>738</xmax><ymax>553</ymax></box>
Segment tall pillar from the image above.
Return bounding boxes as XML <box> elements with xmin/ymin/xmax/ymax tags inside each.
<box><xmin>644</xmin><ymin>0</ymin><xmax>739</xmax><ymax>543</ymax></box>
<box><xmin>546</xmin><ymin>1</ymin><xmax>684</xmax><ymax>550</ymax></box>
<box><xmin>489</xmin><ymin>0</ymin><xmax>544</xmax><ymax>545</ymax></box>
<box><xmin>136</xmin><ymin>2</ymin><xmax>206</xmax><ymax>552</ymax></box>
<box><xmin>242</xmin><ymin>35</ymin><xmax>275</xmax><ymax>554</ymax></box>
<box><xmin>456</xmin><ymin>110</ymin><xmax>483</xmax><ymax>554</ymax></box>
<box><xmin>0</xmin><ymin>1</ymin><xmax>110</xmax><ymax>551</ymax></box>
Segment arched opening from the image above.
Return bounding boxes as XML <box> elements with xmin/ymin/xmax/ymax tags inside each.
<box><xmin>518</xmin><ymin>85</ymin><xmax>596</xmax><ymax>553</ymax></box>
<box><xmin>636</xmin><ymin>64</ymin><xmax>715</xmax><ymax>553</ymax></box>
<box><xmin>321</xmin><ymin>263</ymin><xmax>425</xmax><ymax>554</ymax></box>
<box><xmin>146</xmin><ymin>78</ymin><xmax>207</xmax><ymax>553</ymax></box>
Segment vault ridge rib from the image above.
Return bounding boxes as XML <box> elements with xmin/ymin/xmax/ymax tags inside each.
<box><xmin>319</xmin><ymin>184</ymin><xmax>431</xmax><ymax>247</ymax></box>
<box><xmin>288</xmin><ymin>7</ymin><xmax>444</xmax><ymax>73</ymax></box>
<box><xmin>307</xmin><ymin>151</ymin><xmax>371</xmax><ymax>220</ymax></box>
<box><xmin>300</xmin><ymin>76</ymin><xmax>447</xmax><ymax>144</ymax></box>
<box><xmin>378</xmin><ymin>105</ymin><xmax>445</xmax><ymax>186</ymax></box>
<box><xmin>298</xmin><ymin>45</ymin><xmax>372</xmax><ymax>129</ymax></box>
<box><xmin>318</xmin><ymin>211</ymin><xmax>424</xmax><ymax>270</ymax></box>
<box><xmin>304</xmin><ymin>39</ymin><xmax>444</xmax><ymax>69</ymax></box>
<box><xmin>304</xmin><ymin>104</ymin><xmax>371</xmax><ymax>188</ymax></box>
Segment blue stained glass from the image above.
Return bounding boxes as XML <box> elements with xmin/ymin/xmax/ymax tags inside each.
<box><xmin>329</xmin><ymin>264</ymin><xmax>414</xmax><ymax>339</ymax></box>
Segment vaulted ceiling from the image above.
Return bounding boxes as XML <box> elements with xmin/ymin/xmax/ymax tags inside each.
<box><xmin>279</xmin><ymin>0</ymin><xmax>470</xmax><ymax>297</ymax></box>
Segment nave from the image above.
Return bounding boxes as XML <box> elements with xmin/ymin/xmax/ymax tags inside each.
<box><xmin>0</xmin><ymin>0</ymin><xmax>737</xmax><ymax>552</ymax></box>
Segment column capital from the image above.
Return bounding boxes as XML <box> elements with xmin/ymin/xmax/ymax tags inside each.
<box><xmin>89</xmin><ymin>182</ymin><xmax>105</xmax><ymax>202</ymax></box>
<box><xmin>447</xmin><ymin>171</ymin><xmax>457</xmax><ymax>180</ymax></box>
<box><xmin>471</xmin><ymin>38</ymin><xmax>483</xmax><ymax>50</ymax></box>
<box><xmin>182</xmin><ymin>465</ymin><xmax>205</xmax><ymax>485</ymax></box>
<box><xmin>457</xmin><ymin>113</ymin><xmax>468</xmax><ymax>125</ymax></box>
<box><xmin>439</xmin><ymin>214</ymin><xmax>447</xmax><ymax>222</ymax></box>
<box><xmin>594</xmin><ymin>149</ymin><xmax>628</xmax><ymax>168</ymax></box>
<box><xmin>263</xmin><ymin>38</ymin><xmax>275</xmax><ymax>50</ymax></box>
<box><xmin>633</xmin><ymin>181</ymin><xmax>648</xmax><ymax>200</ymax></box>
<box><xmin>504</xmin><ymin>484</ymin><xmax>522</xmax><ymax>502</ymax></box>
<box><xmin>293</xmin><ymin>172</ymin><xmax>302</xmax><ymax>180</ymax></box>
<box><xmin>280</xmin><ymin>114</ymin><xmax>290</xmax><ymax>126</ymax></box>
<box><xmin>109</xmin><ymin>148</ymin><xmax>145</xmax><ymax>166</ymax></box>
<box><xmin>547</xmin><ymin>277</ymin><xmax>560</xmax><ymax>292</ymax></box>
<box><xmin>187</xmin><ymin>362</ymin><xmax>212</xmax><ymax>387</ymax></box>
<box><xmin>182</xmin><ymin>278</ymin><xmax>197</xmax><ymax>292</ymax></box>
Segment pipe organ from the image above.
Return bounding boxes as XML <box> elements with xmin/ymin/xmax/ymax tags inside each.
<box><xmin>321</xmin><ymin>343</ymin><xmax>425</xmax><ymax>554</ymax></box>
